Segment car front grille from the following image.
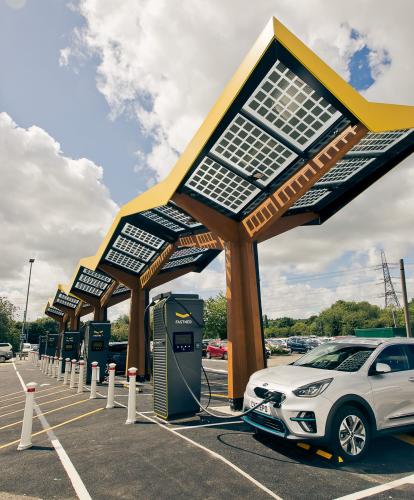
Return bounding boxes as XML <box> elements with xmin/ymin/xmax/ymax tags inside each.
<box><xmin>247</xmin><ymin>411</ymin><xmax>287</xmax><ymax>435</ymax></box>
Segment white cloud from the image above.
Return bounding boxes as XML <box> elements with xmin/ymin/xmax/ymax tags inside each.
<box><xmin>0</xmin><ymin>112</ymin><xmax>118</xmax><ymax>320</ymax></box>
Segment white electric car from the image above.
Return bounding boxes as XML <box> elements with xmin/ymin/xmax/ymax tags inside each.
<box><xmin>243</xmin><ymin>337</ymin><xmax>414</xmax><ymax>461</ymax></box>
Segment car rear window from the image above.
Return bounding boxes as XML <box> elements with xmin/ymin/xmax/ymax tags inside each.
<box><xmin>293</xmin><ymin>343</ymin><xmax>375</xmax><ymax>371</ymax></box>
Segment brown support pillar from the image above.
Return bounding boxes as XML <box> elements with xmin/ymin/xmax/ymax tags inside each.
<box><xmin>127</xmin><ymin>286</ymin><xmax>147</xmax><ymax>381</ymax></box>
<box><xmin>225</xmin><ymin>240</ymin><xmax>265</xmax><ymax>409</ymax></box>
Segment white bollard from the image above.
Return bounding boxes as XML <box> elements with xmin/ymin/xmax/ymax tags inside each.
<box><xmin>77</xmin><ymin>360</ymin><xmax>85</xmax><ymax>394</ymax></box>
<box><xmin>63</xmin><ymin>358</ymin><xmax>71</xmax><ymax>385</ymax></box>
<box><xmin>69</xmin><ymin>359</ymin><xmax>77</xmax><ymax>389</ymax></box>
<box><xmin>89</xmin><ymin>362</ymin><xmax>98</xmax><ymax>399</ymax></box>
<box><xmin>17</xmin><ymin>382</ymin><xmax>37</xmax><ymax>451</ymax></box>
<box><xmin>57</xmin><ymin>357</ymin><xmax>63</xmax><ymax>382</ymax></box>
<box><xmin>125</xmin><ymin>367</ymin><xmax>137</xmax><ymax>424</ymax></box>
<box><xmin>47</xmin><ymin>356</ymin><xmax>53</xmax><ymax>376</ymax></box>
<box><xmin>96</xmin><ymin>365</ymin><xmax>100</xmax><ymax>384</ymax></box>
<box><xmin>53</xmin><ymin>356</ymin><xmax>59</xmax><ymax>378</ymax></box>
<box><xmin>42</xmin><ymin>355</ymin><xmax>46</xmax><ymax>374</ymax></box>
<box><xmin>40</xmin><ymin>355</ymin><xmax>44</xmax><ymax>371</ymax></box>
<box><xmin>106</xmin><ymin>363</ymin><xmax>116</xmax><ymax>409</ymax></box>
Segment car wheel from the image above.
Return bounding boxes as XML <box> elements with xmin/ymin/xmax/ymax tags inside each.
<box><xmin>0</xmin><ymin>356</ymin><xmax>5</xmax><ymax>363</ymax></box>
<box><xmin>330</xmin><ymin>405</ymin><xmax>370</xmax><ymax>462</ymax></box>
<box><xmin>223</xmin><ymin>352</ymin><xmax>228</xmax><ymax>360</ymax></box>
<box><xmin>206</xmin><ymin>352</ymin><xmax>211</xmax><ymax>359</ymax></box>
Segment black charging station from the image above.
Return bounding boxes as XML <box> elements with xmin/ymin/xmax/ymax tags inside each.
<box><xmin>84</xmin><ymin>321</ymin><xmax>111</xmax><ymax>383</ymax></box>
<box><xmin>45</xmin><ymin>333</ymin><xmax>59</xmax><ymax>357</ymax></box>
<box><xmin>38</xmin><ymin>335</ymin><xmax>47</xmax><ymax>359</ymax></box>
<box><xmin>60</xmin><ymin>331</ymin><xmax>80</xmax><ymax>371</ymax></box>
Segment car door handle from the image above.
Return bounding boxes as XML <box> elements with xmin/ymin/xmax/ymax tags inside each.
<box><xmin>409</xmin><ymin>377</ymin><xmax>414</xmax><ymax>382</ymax></box>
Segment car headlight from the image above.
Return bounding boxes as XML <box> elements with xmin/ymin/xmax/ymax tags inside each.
<box><xmin>292</xmin><ymin>378</ymin><xmax>333</xmax><ymax>398</ymax></box>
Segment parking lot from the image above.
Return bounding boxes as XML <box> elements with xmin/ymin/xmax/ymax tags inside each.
<box><xmin>1</xmin><ymin>357</ymin><xmax>414</xmax><ymax>499</ymax></box>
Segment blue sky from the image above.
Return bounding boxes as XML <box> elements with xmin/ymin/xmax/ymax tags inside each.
<box><xmin>0</xmin><ymin>0</ymin><xmax>149</xmax><ymax>205</ymax></box>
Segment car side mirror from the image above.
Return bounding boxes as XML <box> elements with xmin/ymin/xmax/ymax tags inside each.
<box><xmin>375</xmin><ymin>362</ymin><xmax>392</xmax><ymax>374</ymax></box>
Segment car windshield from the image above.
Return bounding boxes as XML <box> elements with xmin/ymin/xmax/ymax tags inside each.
<box><xmin>293</xmin><ymin>343</ymin><xmax>375</xmax><ymax>372</ymax></box>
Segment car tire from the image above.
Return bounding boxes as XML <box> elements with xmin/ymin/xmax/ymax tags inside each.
<box><xmin>223</xmin><ymin>352</ymin><xmax>228</xmax><ymax>360</ymax></box>
<box><xmin>0</xmin><ymin>356</ymin><xmax>5</xmax><ymax>363</ymax></box>
<box><xmin>330</xmin><ymin>405</ymin><xmax>371</xmax><ymax>462</ymax></box>
<box><xmin>206</xmin><ymin>352</ymin><xmax>211</xmax><ymax>359</ymax></box>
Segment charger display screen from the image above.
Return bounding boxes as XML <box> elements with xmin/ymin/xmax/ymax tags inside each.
<box><xmin>173</xmin><ymin>332</ymin><xmax>194</xmax><ymax>352</ymax></box>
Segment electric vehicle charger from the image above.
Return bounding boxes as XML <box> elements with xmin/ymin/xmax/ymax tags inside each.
<box><xmin>148</xmin><ymin>294</ymin><xmax>279</xmax><ymax>420</ymax></box>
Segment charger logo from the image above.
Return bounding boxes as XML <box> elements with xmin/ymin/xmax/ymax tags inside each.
<box><xmin>175</xmin><ymin>312</ymin><xmax>192</xmax><ymax>325</ymax></box>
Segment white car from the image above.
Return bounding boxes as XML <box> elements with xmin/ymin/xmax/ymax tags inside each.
<box><xmin>243</xmin><ymin>337</ymin><xmax>414</xmax><ymax>461</ymax></box>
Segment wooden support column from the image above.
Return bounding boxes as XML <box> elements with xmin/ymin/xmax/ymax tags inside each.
<box><xmin>127</xmin><ymin>286</ymin><xmax>147</xmax><ymax>381</ymax></box>
<box><xmin>225</xmin><ymin>240</ymin><xmax>265</xmax><ymax>408</ymax></box>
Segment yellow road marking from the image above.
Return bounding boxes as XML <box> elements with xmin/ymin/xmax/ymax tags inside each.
<box><xmin>297</xmin><ymin>442</ymin><xmax>311</xmax><ymax>450</ymax></box>
<box><xmin>396</xmin><ymin>433</ymin><xmax>414</xmax><ymax>446</ymax></box>
<box><xmin>0</xmin><ymin>407</ymin><xmax>104</xmax><ymax>450</ymax></box>
<box><xmin>316</xmin><ymin>449</ymin><xmax>332</xmax><ymax>460</ymax></box>
<box><xmin>0</xmin><ymin>389</ymin><xmax>73</xmax><ymax>410</ymax></box>
<box><xmin>210</xmin><ymin>393</ymin><xmax>228</xmax><ymax>398</ymax></box>
<box><xmin>0</xmin><ymin>389</ymin><xmax>25</xmax><ymax>400</ymax></box>
<box><xmin>0</xmin><ymin>393</ymin><xmax>80</xmax><ymax>419</ymax></box>
<box><xmin>0</xmin><ymin>399</ymin><xmax>90</xmax><ymax>431</ymax></box>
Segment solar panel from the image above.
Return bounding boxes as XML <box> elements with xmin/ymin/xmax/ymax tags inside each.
<box><xmin>56</xmin><ymin>298</ymin><xmax>77</xmax><ymax>309</ymax></box>
<box><xmin>348</xmin><ymin>129</ymin><xmax>413</xmax><ymax>155</ymax></box>
<box><xmin>105</xmin><ymin>249</ymin><xmax>144</xmax><ymax>273</ymax></box>
<box><xmin>155</xmin><ymin>204</ymin><xmax>201</xmax><ymax>228</ymax></box>
<box><xmin>57</xmin><ymin>292</ymin><xmax>79</xmax><ymax>305</ymax></box>
<box><xmin>291</xmin><ymin>188</ymin><xmax>331</xmax><ymax>208</ymax></box>
<box><xmin>185</xmin><ymin>157</ymin><xmax>260</xmax><ymax>213</ymax></box>
<box><xmin>243</xmin><ymin>60</ymin><xmax>341</xmax><ymax>150</ymax></box>
<box><xmin>47</xmin><ymin>306</ymin><xmax>64</xmax><ymax>316</ymax></box>
<box><xmin>211</xmin><ymin>114</ymin><xmax>297</xmax><ymax>185</ymax></box>
<box><xmin>170</xmin><ymin>247</ymin><xmax>208</xmax><ymax>259</ymax></box>
<box><xmin>121</xmin><ymin>223</ymin><xmax>164</xmax><ymax>250</ymax></box>
<box><xmin>141</xmin><ymin>211</ymin><xmax>184</xmax><ymax>232</ymax></box>
<box><xmin>317</xmin><ymin>157</ymin><xmax>375</xmax><ymax>185</ymax></box>
<box><xmin>78</xmin><ymin>273</ymin><xmax>108</xmax><ymax>290</ymax></box>
<box><xmin>82</xmin><ymin>267</ymin><xmax>112</xmax><ymax>284</ymax></box>
<box><xmin>113</xmin><ymin>235</ymin><xmax>156</xmax><ymax>262</ymax></box>
<box><xmin>75</xmin><ymin>281</ymin><xmax>103</xmax><ymax>297</ymax></box>
<box><xmin>113</xmin><ymin>284</ymin><xmax>129</xmax><ymax>296</ymax></box>
<box><xmin>162</xmin><ymin>254</ymin><xmax>203</xmax><ymax>270</ymax></box>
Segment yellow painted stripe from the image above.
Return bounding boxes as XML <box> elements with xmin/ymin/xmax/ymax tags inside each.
<box><xmin>396</xmin><ymin>434</ymin><xmax>414</xmax><ymax>446</ymax></box>
<box><xmin>0</xmin><ymin>407</ymin><xmax>103</xmax><ymax>450</ymax></box>
<box><xmin>210</xmin><ymin>393</ymin><xmax>228</xmax><ymax>399</ymax></box>
<box><xmin>297</xmin><ymin>442</ymin><xmax>311</xmax><ymax>450</ymax></box>
<box><xmin>316</xmin><ymin>449</ymin><xmax>332</xmax><ymax>460</ymax></box>
<box><xmin>0</xmin><ymin>399</ymin><xmax>90</xmax><ymax>431</ymax></box>
<box><xmin>0</xmin><ymin>384</ymin><xmax>65</xmax><ymax>403</ymax></box>
<box><xmin>0</xmin><ymin>393</ymin><xmax>80</xmax><ymax>419</ymax></box>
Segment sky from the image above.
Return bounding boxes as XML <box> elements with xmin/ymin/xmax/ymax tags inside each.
<box><xmin>0</xmin><ymin>0</ymin><xmax>414</xmax><ymax>322</ymax></box>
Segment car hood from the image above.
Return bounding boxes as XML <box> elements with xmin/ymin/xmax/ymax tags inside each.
<box><xmin>250</xmin><ymin>364</ymin><xmax>341</xmax><ymax>389</ymax></box>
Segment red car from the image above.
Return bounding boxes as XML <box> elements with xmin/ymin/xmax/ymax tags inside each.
<box><xmin>206</xmin><ymin>341</ymin><xmax>228</xmax><ymax>360</ymax></box>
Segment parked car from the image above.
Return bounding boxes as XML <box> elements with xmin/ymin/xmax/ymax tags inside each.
<box><xmin>243</xmin><ymin>337</ymin><xmax>414</xmax><ymax>462</ymax></box>
<box><xmin>264</xmin><ymin>343</ymin><xmax>271</xmax><ymax>359</ymax></box>
<box><xmin>22</xmin><ymin>343</ymin><xmax>31</xmax><ymax>353</ymax></box>
<box><xmin>0</xmin><ymin>343</ymin><xmax>13</xmax><ymax>362</ymax></box>
<box><xmin>206</xmin><ymin>341</ymin><xmax>228</xmax><ymax>360</ymax></box>
<box><xmin>286</xmin><ymin>337</ymin><xmax>311</xmax><ymax>353</ymax></box>
<box><xmin>268</xmin><ymin>339</ymin><xmax>291</xmax><ymax>354</ymax></box>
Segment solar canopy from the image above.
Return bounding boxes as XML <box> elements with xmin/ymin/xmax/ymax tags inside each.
<box><xmin>60</xmin><ymin>17</ymin><xmax>413</xmax><ymax>298</ymax></box>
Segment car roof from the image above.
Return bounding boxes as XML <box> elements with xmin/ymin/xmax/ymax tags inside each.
<box><xmin>333</xmin><ymin>337</ymin><xmax>414</xmax><ymax>347</ymax></box>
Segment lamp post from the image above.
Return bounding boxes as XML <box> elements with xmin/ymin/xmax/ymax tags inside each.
<box><xmin>20</xmin><ymin>259</ymin><xmax>35</xmax><ymax>355</ymax></box>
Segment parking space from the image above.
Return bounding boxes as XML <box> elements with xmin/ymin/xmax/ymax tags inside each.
<box><xmin>1</xmin><ymin>358</ymin><xmax>414</xmax><ymax>499</ymax></box>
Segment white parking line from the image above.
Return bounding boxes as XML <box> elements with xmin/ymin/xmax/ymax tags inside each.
<box><xmin>92</xmin><ymin>387</ymin><xmax>282</xmax><ymax>499</ymax></box>
<box><xmin>335</xmin><ymin>474</ymin><xmax>414</xmax><ymax>500</ymax></box>
<box><xmin>13</xmin><ymin>362</ymin><xmax>92</xmax><ymax>500</ymax></box>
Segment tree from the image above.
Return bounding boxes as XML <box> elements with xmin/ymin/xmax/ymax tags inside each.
<box><xmin>203</xmin><ymin>293</ymin><xmax>227</xmax><ymax>339</ymax></box>
<box><xmin>111</xmin><ymin>315</ymin><xmax>129</xmax><ymax>341</ymax></box>
<box><xmin>0</xmin><ymin>297</ymin><xmax>20</xmax><ymax>351</ymax></box>
<box><xmin>26</xmin><ymin>317</ymin><xmax>59</xmax><ymax>343</ymax></box>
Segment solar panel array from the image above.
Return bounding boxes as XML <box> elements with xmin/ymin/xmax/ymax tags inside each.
<box><xmin>55</xmin><ymin>292</ymin><xmax>79</xmax><ymax>309</ymax></box>
<box><xmin>47</xmin><ymin>306</ymin><xmax>64</xmax><ymax>317</ymax></box>
<box><xmin>75</xmin><ymin>281</ymin><xmax>104</xmax><ymax>297</ymax></box>
<box><xmin>113</xmin><ymin>284</ymin><xmax>130</xmax><ymax>296</ymax></box>
<box><xmin>162</xmin><ymin>254</ymin><xmax>203</xmax><ymax>270</ymax></box>
<box><xmin>72</xmin><ymin>267</ymin><xmax>115</xmax><ymax>298</ymax></box>
<box><xmin>122</xmin><ymin>223</ymin><xmax>164</xmax><ymax>249</ymax></box>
